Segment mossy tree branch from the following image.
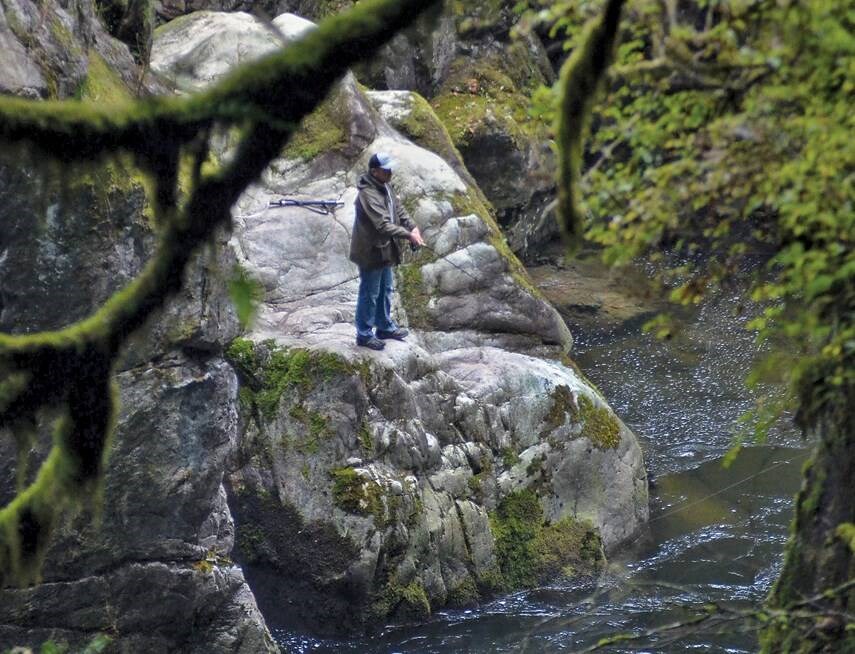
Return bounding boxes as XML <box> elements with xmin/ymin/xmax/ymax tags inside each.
<box><xmin>554</xmin><ymin>0</ymin><xmax>625</xmax><ymax>254</ymax></box>
<box><xmin>0</xmin><ymin>0</ymin><xmax>442</xmax><ymax>585</ymax></box>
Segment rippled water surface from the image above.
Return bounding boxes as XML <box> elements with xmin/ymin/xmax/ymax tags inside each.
<box><xmin>277</xmin><ymin>287</ymin><xmax>807</xmax><ymax>653</ymax></box>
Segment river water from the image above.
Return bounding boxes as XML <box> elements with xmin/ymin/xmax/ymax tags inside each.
<box><xmin>277</xmin><ymin>271</ymin><xmax>807</xmax><ymax>653</ymax></box>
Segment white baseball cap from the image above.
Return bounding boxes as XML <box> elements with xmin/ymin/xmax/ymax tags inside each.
<box><xmin>369</xmin><ymin>152</ymin><xmax>396</xmax><ymax>171</ymax></box>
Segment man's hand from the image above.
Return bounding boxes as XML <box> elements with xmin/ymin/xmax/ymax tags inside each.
<box><xmin>409</xmin><ymin>226</ymin><xmax>426</xmax><ymax>247</ymax></box>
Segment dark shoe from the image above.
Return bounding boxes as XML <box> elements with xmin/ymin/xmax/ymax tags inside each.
<box><xmin>376</xmin><ymin>328</ymin><xmax>409</xmax><ymax>341</ymax></box>
<box><xmin>356</xmin><ymin>336</ymin><xmax>386</xmax><ymax>350</ymax></box>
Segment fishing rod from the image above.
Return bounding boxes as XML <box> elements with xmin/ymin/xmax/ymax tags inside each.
<box><xmin>268</xmin><ymin>197</ymin><xmax>344</xmax><ymax>215</ymax></box>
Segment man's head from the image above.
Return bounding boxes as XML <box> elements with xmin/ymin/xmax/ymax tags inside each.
<box><xmin>368</xmin><ymin>151</ymin><xmax>395</xmax><ymax>184</ymax></box>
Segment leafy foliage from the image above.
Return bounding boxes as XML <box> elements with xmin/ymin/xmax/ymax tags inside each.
<box><xmin>524</xmin><ymin>0</ymin><xmax>853</xmax><ymax>435</ymax></box>
<box><xmin>522</xmin><ymin>1</ymin><xmax>853</xmax><ymax>650</ymax></box>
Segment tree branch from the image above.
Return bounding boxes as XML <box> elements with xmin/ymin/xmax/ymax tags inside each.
<box><xmin>555</xmin><ymin>0</ymin><xmax>626</xmax><ymax>254</ymax></box>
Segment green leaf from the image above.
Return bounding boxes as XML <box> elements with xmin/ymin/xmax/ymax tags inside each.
<box><xmin>82</xmin><ymin>635</ymin><xmax>113</xmax><ymax>654</ymax></box>
<box><xmin>805</xmin><ymin>274</ymin><xmax>834</xmax><ymax>298</ymax></box>
<box><xmin>228</xmin><ymin>265</ymin><xmax>265</xmax><ymax>328</ymax></box>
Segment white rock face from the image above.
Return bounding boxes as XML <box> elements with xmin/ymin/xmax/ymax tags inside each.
<box><xmin>151</xmin><ymin>12</ymin><xmax>315</xmax><ymax>89</ymax></box>
<box><xmin>151</xmin><ymin>10</ymin><xmax>648</xmax><ymax>634</ymax></box>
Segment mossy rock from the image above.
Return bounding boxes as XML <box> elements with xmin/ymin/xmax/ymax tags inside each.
<box><xmin>576</xmin><ymin>394</ymin><xmax>621</xmax><ymax>450</ymax></box>
<box><xmin>286</xmin><ymin>404</ymin><xmax>332</xmax><ymax>455</ymax></box>
<box><xmin>501</xmin><ymin>447</ymin><xmax>521</xmax><ymax>468</ymax></box>
<box><xmin>77</xmin><ymin>50</ymin><xmax>132</xmax><ymax>105</ymax></box>
<box><xmin>450</xmin><ymin>0</ymin><xmax>514</xmax><ymax>36</ymax></box>
<box><xmin>430</xmin><ymin>54</ymin><xmax>549</xmax><ymax>150</ymax></box>
<box><xmin>386</xmin><ymin>93</ymin><xmax>469</xmax><ymax>175</ymax></box>
<box><xmin>446</xmin><ymin>575</ymin><xmax>480</xmax><ymax>607</ymax></box>
<box><xmin>541</xmin><ymin>384</ymin><xmax>577</xmax><ymax>435</ymax></box>
<box><xmin>96</xmin><ymin>0</ymin><xmax>154</xmax><ymax>62</ymax></box>
<box><xmin>489</xmin><ymin>489</ymin><xmax>604</xmax><ymax>589</ymax></box>
<box><xmin>358</xmin><ymin>421</ymin><xmax>374</xmax><ymax>457</ymax></box>
<box><xmin>330</xmin><ymin>466</ymin><xmax>386</xmax><ymax>525</ymax></box>
<box><xmin>541</xmin><ymin>386</ymin><xmax>621</xmax><ymax>450</ymax></box>
<box><xmin>396</xmin><ymin>262</ymin><xmax>435</xmax><ymax>331</ymax></box>
<box><xmin>282</xmin><ymin>88</ymin><xmax>349</xmax><ymax>162</ymax></box>
<box><xmin>225</xmin><ymin>338</ymin><xmax>357</xmax><ymax>421</ymax></box>
<box><xmin>372</xmin><ymin>579</ymin><xmax>431</xmax><ymax>621</ymax></box>
<box><xmin>449</xmin><ymin>189</ymin><xmax>545</xmax><ymax>300</ymax></box>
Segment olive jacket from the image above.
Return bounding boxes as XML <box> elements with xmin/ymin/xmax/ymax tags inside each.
<box><xmin>349</xmin><ymin>173</ymin><xmax>415</xmax><ymax>270</ymax></box>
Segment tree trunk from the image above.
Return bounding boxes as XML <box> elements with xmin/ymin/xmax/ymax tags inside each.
<box><xmin>762</xmin><ymin>367</ymin><xmax>855</xmax><ymax>653</ymax></box>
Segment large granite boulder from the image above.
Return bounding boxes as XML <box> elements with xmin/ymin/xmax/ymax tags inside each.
<box><xmin>0</xmin><ymin>0</ymin><xmax>163</xmax><ymax>100</ymax></box>
<box><xmin>151</xmin><ymin>10</ymin><xmax>647</xmax><ymax>636</ymax></box>
<box><xmin>0</xmin><ymin>157</ymin><xmax>277</xmax><ymax>651</ymax></box>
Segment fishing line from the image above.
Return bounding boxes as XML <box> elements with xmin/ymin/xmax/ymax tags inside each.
<box><xmin>648</xmin><ymin>458</ymin><xmax>794</xmax><ymax>524</ymax></box>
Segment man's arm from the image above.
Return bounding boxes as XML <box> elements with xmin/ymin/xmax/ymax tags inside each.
<box><xmin>394</xmin><ymin>193</ymin><xmax>414</xmax><ymax>231</ymax></box>
<box><xmin>393</xmin><ymin>189</ymin><xmax>426</xmax><ymax>247</ymax></box>
<box><xmin>359</xmin><ymin>192</ymin><xmax>412</xmax><ymax>238</ymax></box>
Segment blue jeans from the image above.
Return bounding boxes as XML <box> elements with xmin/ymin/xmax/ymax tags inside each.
<box><xmin>355</xmin><ymin>266</ymin><xmax>398</xmax><ymax>340</ymax></box>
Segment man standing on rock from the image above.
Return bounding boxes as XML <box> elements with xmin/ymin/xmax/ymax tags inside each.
<box><xmin>350</xmin><ymin>152</ymin><xmax>426</xmax><ymax>350</ymax></box>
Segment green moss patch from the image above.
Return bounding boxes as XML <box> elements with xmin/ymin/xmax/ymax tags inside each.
<box><xmin>489</xmin><ymin>489</ymin><xmax>603</xmax><ymax>589</ymax></box>
<box><xmin>577</xmin><ymin>394</ymin><xmax>621</xmax><ymax>450</ymax></box>
<box><xmin>501</xmin><ymin>447</ymin><xmax>520</xmax><ymax>468</ymax></box>
<box><xmin>330</xmin><ymin>467</ymin><xmax>386</xmax><ymax>525</ymax></box>
<box><xmin>391</xmin><ymin>93</ymin><xmax>468</xmax><ymax>168</ymax></box>
<box><xmin>77</xmin><ymin>50</ymin><xmax>131</xmax><ymax>105</ymax></box>
<box><xmin>541</xmin><ymin>384</ymin><xmax>577</xmax><ymax>435</ymax></box>
<box><xmin>397</xmin><ymin>263</ymin><xmax>434</xmax><ymax>330</ymax></box>
<box><xmin>541</xmin><ymin>386</ymin><xmax>621</xmax><ymax>450</ymax></box>
<box><xmin>372</xmin><ymin>579</ymin><xmax>431</xmax><ymax>621</ymax></box>
<box><xmin>287</xmin><ymin>405</ymin><xmax>331</xmax><ymax>455</ymax></box>
<box><xmin>358</xmin><ymin>421</ymin><xmax>374</xmax><ymax>457</ymax></box>
<box><xmin>225</xmin><ymin>338</ymin><xmax>354</xmax><ymax>421</ymax></box>
<box><xmin>430</xmin><ymin>55</ymin><xmax>548</xmax><ymax>150</ymax></box>
<box><xmin>282</xmin><ymin>93</ymin><xmax>348</xmax><ymax>161</ymax></box>
<box><xmin>835</xmin><ymin>523</ymin><xmax>855</xmax><ymax>554</ymax></box>
<box><xmin>467</xmin><ymin>472</ymin><xmax>486</xmax><ymax>503</ymax></box>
